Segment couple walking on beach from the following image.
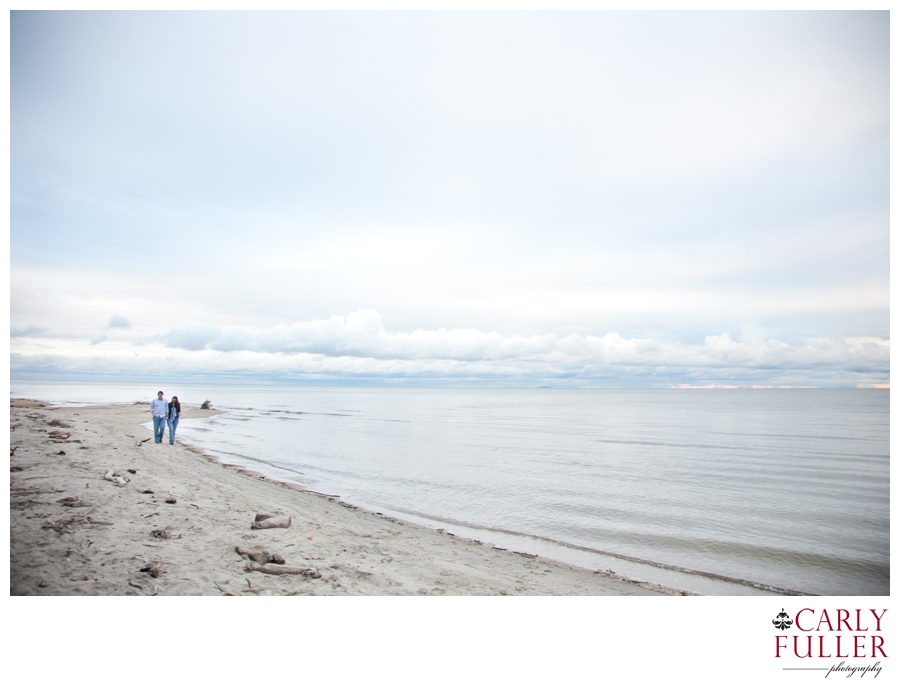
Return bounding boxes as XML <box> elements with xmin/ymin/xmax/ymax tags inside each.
<box><xmin>150</xmin><ymin>391</ymin><xmax>182</xmax><ymax>444</ymax></box>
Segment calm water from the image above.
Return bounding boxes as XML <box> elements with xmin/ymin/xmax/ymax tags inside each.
<box><xmin>11</xmin><ymin>381</ymin><xmax>889</xmax><ymax>596</ymax></box>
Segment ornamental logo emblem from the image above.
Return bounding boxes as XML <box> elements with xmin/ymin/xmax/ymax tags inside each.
<box><xmin>772</xmin><ymin>609</ymin><xmax>793</xmax><ymax>631</ymax></box>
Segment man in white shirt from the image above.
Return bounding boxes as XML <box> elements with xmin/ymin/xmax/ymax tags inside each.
<box><xmin>150</xmin><ymin>391</ymin><xmax>168</xmax><ymax>443</ymax></box>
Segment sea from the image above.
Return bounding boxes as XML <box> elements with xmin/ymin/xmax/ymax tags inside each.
<box><xmin>10</xmin><ymin>380</ymin><xmax>889</xmax><ymax>596</ymax></box>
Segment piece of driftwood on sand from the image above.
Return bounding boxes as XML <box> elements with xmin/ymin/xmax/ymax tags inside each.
<box><xmin>244</xmin><ymin>563</ymin><xmax>321</xmax><ymax>578</ymax></box>
<box><xmin>235</xmin><ymin>546</ymin><xmax>286</xmax><ymax>565</ymax></box>
<box><xmin>251</xmin><ymin>513</ymin><xmax>291</xmax><ymax>529</ymax></box>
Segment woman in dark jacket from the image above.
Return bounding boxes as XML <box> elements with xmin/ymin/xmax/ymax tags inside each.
<box><xmin>167</xmin><ymin>396</ymin><xmax>181</xmax><ymax>445</ymax></box>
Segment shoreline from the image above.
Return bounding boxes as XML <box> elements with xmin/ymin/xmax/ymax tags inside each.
<box><xmin>173</xmin><ymin>404</ymin><xmax>801</xmax><ymax>596</ymax></box>
<box><xmin>10</xmin><ymin>399</ymin><xmax>686</xmax><ymax>596</ymax></box>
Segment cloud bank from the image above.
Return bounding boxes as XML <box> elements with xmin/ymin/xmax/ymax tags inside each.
<box><xmin>150</xmin><ymin>309</ymin><xmax>888</xmax><ymax>379</ymax></box>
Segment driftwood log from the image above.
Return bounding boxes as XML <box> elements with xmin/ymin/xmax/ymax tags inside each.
<box><xmin>57</xmin><ymin>496</ymin><xmax>92</xmax><ymax>508</ymax></box>
<box><xmin>244</xmin><ymin>563</ymin><xmax>321</xmax><ymax>578</ymax></box>
<box><xmin>235</xmin><ymin>546</ymin><xmax>285</xmax><ymax>564</ymax></box>
<box><xmin>251</xmin><ymin>515</ymin><xmax>291</xmax><ymax>530</ymax></box>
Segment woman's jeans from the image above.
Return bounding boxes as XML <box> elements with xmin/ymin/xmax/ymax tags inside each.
<box><xmin>167</xmin><ymin>417</ymin><xmax>179</xmax><ymax>444</ymax></box>
<box><xmin>153</xmin><ymin>416</ymin><xmax>166</xmax><ymax>443</ymax></box>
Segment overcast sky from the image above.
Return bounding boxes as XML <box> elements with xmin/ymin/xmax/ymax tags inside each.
<box><xmin>10</xmin><ymin>11</ymin><xmax>889</xmax><ymax>387</ymax></box>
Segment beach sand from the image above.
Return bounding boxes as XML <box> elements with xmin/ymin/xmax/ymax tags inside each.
<box><xmin>9</xmin><ymin>399</ymin><xmax>684</xmax><ymax>596</ymax></box>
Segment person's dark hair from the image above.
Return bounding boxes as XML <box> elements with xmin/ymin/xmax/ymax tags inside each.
<box><xmin>169</xmin><ymin>396</ymin><xmax>181</xmax><ymax>412</ymax></box>
<box><xmin>158</xmin><ymin>391</ymin><xmax>164</xmax><ymax>396</ymax></box>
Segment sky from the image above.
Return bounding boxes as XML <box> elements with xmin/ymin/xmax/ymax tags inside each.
<box><xmin>9</xmin><ymin>11</ymin><xmax>890</xmax><ymax>387</ymax></box>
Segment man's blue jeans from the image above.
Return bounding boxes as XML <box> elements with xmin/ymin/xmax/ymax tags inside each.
<box><xmin>167</xmin><ymin>417</ymin><xmax>179</xmax><ymax>444</ymax></box>
<box><xmin>153</xmin><ymin>416</ymin><xmax>166</xmax><ymax>443</ymax></box>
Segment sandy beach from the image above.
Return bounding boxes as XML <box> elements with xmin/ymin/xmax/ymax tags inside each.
<box><xmin>9</xmin><ymin>399</ymin><xmax>684</xmax><ymax>596</ymax></box>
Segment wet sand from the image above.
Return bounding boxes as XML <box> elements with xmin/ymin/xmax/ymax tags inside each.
<box><xmin>9</xmin><ymin>399</ymin><xmax>684</xmax><ymax>596</ymax></box>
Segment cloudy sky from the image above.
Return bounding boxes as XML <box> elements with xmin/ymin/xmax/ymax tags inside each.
<box><xmin>10</xmin><ymin>11</ymin><xmax>889</xmax><ymax>387</ymax></box>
